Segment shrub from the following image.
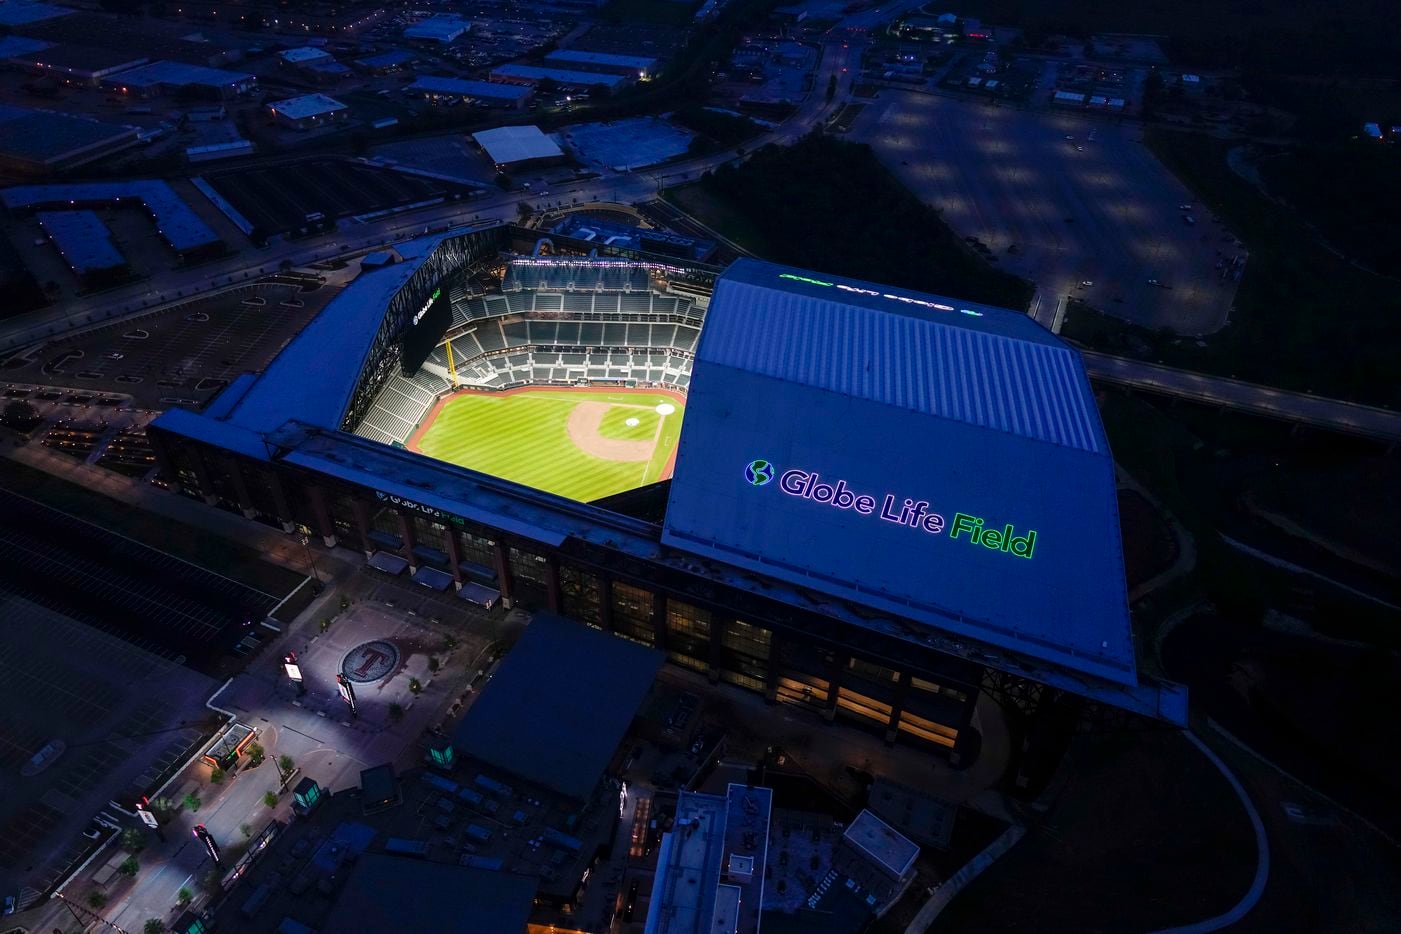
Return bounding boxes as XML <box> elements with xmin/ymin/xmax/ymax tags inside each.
<box><xmin>209</xmin><ymin>767</ymin><xmax>225</xmax><ymax>785</ymax></box>
<box><xmin>182</xmin><ymin>792</ymin><xmax>201</xmax><ymax>813</ymax></box>
<box><xmin>118</xmin><ymin>857</ymin><xmax>140</xmax><ymax>877</ymax></box>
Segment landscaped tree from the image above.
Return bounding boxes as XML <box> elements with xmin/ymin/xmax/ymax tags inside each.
<box><xmin>176</xmin><ymin>886</ymin><xmax>193</xmax><ymax>908</ymax></box>
<box><xmin>247</xmin><ymin>743</ymin><xmax>265</xmax><ymax>767</ymax></box>
<box><xmin>144</xmin><ymin>918</ymin><xmax>166</xmax><ymax>933</ymax></box>
<box><xmin>182</xmin><ymin>792</ymin><xmax>201</xmax><ymax>812</ymax></box>
<box><xmin>209</xmin><ymin>766</ymin><xmax>225</xmax><ymax>785</ymax></box>
<box><xmin>263</xmin><ymin>791</ymin><xmax>279</xmax><ymax>809</ymax></box>
<box><xmin>277</xmin><ymin>755</ymin><xmax>295</xmax><ymax>781</ymax></box>
<box><xmin>120</xmin><ymin>827</ymin><xmax>147</xmax><ymax>853</ymax></box>
<box><xmin>118</xmin><ymin>856</ymin><xmax>140</xmax><ymax>877</ymax></box>
<box><xmin>87</xmin><ymin>891</ymin><xmax>108</xmax><ymax>909</ymax></box>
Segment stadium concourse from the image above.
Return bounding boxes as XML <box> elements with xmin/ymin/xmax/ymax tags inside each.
<box><xmin>148</xmin><ymin>222</ymin><xmax>1186</xmax><ymax>791</ymax></box>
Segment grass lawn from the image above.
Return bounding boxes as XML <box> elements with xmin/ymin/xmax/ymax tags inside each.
<box><xmin>0</xmin><ymin>458</ymin><xmax>304</xmax><ymax>598</ymax></box>
<box><xmin>412</xmin><ymin>389</ymin><xmax>684</xmax><ymax>502</ymax></box>
<box><xmin>670</xmin><ymin>135</ymin><xmax>1033</xmax><ymax>310</ymax></box>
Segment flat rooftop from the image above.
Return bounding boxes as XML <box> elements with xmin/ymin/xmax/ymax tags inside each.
<box><xmin>1</xmin><ymin>180</ymin><xmax>219</xmax><ymax>253</ymax></box>
<box><xmin>268</xmin><ymin>93</ymin><xmax>347</xmax><ymax>120</ymax></box>
<box><xmin>472</xmin><ymin>124</ymin><xmax>564</xmax><ymax>164</ymax></box>
<box><xmin>410</xmin><ymin>75</ymin><xmax>531</xmax><ymax>101</ymax></box>
<box><xmin>0</xmin><ymin>104</ymin><xmax>137</xmax><ymax>167</ymax></box>
<box><xmin>450</xmin><ymin>613</ymin><xmax>664</xmax><ymax>802</ymax></box>
<box><xmin>108</xmin><ymin>60</ymin><xmax>254</xmax><ymax>89</ymax></box>
<box><xmin>842</xmin><ymin>809</ymin><xmax>919</xmax><ymax>879</ymax></box>
<box><xmin>323</xmin><ymin>852</ymin><xmax>536</xmax><ymax>932</ymax></box>
<box><xmin>36</xmin><ymin>210</ymin><xmax>125</xmax><ymax>275</ymax></box>
<box><xmin>491</xmin><ymin>63</ymin><xmax>627</xmax><ymax>90</ymax></box>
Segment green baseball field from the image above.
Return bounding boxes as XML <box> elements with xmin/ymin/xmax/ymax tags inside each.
<box><xmin>408</xmin><ymin>387</ymin><xmax>686</xmax><ymax>502</ymax></box>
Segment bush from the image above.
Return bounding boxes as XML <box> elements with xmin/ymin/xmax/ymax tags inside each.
<box><xmin>118</xmin><ymin>856</ymin><xmax>140</xmax><ymax>877</ymax></box>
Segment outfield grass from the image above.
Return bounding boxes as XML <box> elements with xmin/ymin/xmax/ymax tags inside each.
<box><xmin>413</xmin><ymin>389</ymin><xmax>684</xmax><ymax>503</ymax></box>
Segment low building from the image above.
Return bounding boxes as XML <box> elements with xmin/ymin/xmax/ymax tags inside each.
<box><xmin>449</xmin><ymin>613</ymin><xmax>664</xmax><ymax>805</ymax></box>
<box><xmin>408</xmin><ymin>75</ymin><xmax>531</xmax><ymax>109</ymax></box>
<box><xmin>3</xmin><ymin>180</ymin><xmax>222</xmax><ymax>259</ymax></box>
<box><xmin>353</xmin><ymin>49</ymin><xmax>414</xmax><ymax>74</ymax></box>
<box><xmin>404</xmin><ymin>13</ymin><xmax>471</xmax><ymax>43</ymax></box>
<box><xmin>103</xmin><ymin>60</ymin><xmax>256</xmax><ymax>100</ymax></box>
<box><xmin>22</xmin><ymin>42</ymin><xmax>148</xmax><ymax>86</ymax></box>
<box><xmin>186</xmin><ymin>139</ymin><xmax>254</xmax><ymax>164</ymax></box>
<box><xmin>544</xmin><ymin>48</ymin><xmax>658</xmax><ymax>78</ymax></box>
<box><xmin>472</xmin><ymin>124</ymin><xmax>565</xmax><ymax>170</ymax></box>
<box><xmin>490</xmin><ymin>63</ymin><xmax>628</xmax><ymax>92</ymax></box>
<box><xmin>320</xmin><ymin>854</ymin><xmax>536</xmax><ymax>932</ymax></box>
<box><xmin>304</xmin><ymin>60</ymin><xmax>351</xmax><ymax>83</ymax></box>
<box><xmin>0</xmin><ymin>104</ymin><xmax>141</xmax><ymax>174</ymax></box>
<box><xmin>552</xmin><ymin>213</ymin><xmax>716</xmax><ymax>262</ymax></box>
<box><xmin>278</xmin><ymin>46</ymin><xmax>332</xmax><ymax>68</ymax></box>
<box><xmin>35</xmin><ymin>210</ymin><xmax>128</xmax><ymax>286</ymax></box>
<box><xmin>267</xmin><ymin>93</ymin><xmax>349</xmax><ymax>131</ymax></box>
<box><xmin>840</xmin><ymin>809</ymin><xmax>919</xmax><ymax>884</ymax></box>
<box><xmin>646</xmin><ymin>783</ymin><xmax>772</xmax><ymax>934</ymax></box>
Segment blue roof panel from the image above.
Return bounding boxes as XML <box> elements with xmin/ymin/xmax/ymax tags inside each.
<box><xmin>663</xmin><ymin>260</ymin><xmax>1135</xmax><ymax>683</ymax></box>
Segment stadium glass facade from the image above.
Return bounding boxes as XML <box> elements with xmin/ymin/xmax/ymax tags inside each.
<box><xmin>154</xmin><ymin>430</ymin><xmax>982</xmax><ymax>754</ymax></box>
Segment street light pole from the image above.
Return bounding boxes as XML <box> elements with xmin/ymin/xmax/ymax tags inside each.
<box><xmin>300</xmin><ymin>534</ymin><xmax>322</xmax><ymax>592</ymax></box>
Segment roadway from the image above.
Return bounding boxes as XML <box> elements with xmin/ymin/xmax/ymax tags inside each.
<box><xmin>0</xmin><ymin>21</ymin><xmax>880</xmax><ymax>355</ymax></box>
<box><xmin>1080</xmin><ymin>350</ymin><xmax>1401</xmax><ymax>444</ymax></box>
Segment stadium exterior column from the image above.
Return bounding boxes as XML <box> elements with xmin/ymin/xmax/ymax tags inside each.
<box><xmin>349</xmin><ymin>498</ymin><xmax>375</xmax><ymax>556</ymax></box>
<box><xmin>707</xmin><ymin>615</ymin><xmax>728</xmax><ymax>684</ymax></box>
<box><xmin>396</xmin><ymin>510</ymin><xmax>418</xmax><ymax>572</ymax></box>
<box><xmin>442</xmin><ymin>527</ymin><xmax>463</xmax><ymax>590</ymax></box>
<box><xmin>947</xmin><ymin>683</ymin><xmax>983</xmax><ymax>769</ymax></box>
<box><xmin>226</xmin><ymin>458</ymin><xmax>257</xmax><ymax>519</ymax></box>
<box><xmin>182</xmin><ymin>443</ymin><xmax>219</xmax><ymax>506</ymax></box>
<box><xmin>544</xmin><ymin>555</ymin><xmax>562</xmax><ymax>613</ymax></box>
<box><xmin>307</xmin><ymin>485</ymin><xmax>337</xmax><ymax>547</ymax></box>
<box><xmin>884</xmin><ymin>670</ymin><xmax>912</xmax><ymax>745</ymax></box>
<box><xmin>492</xmin><ymin>540</ymin><xmax>514</xmax><ymax>606</ymax></box>
<box><xmin>650</xmin><ymin>591</ymin><xmax>667</xmax><ymax>651</ymax></box>
<box><xmin>764</xmin><ymin>632</ymin><xmax>782</xmax><ymax>704</ymax></box>
<box><xmin>824</xmin><ymin>653</ymin><xmax>848</xmax><ymax>723</ymax></box>
<box><xmin>267</xmin><ymin>472</ymin><xmax>296</xmax><ymax>533</ymax></box>
<box><xmin>598</xmin><ymin>577</ymin><xmax>615</xmax><ymax>633</ymax></box>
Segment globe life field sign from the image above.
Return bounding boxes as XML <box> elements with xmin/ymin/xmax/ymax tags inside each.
<box><xmin>751</xmin><ymin>461</ymin><xmax>1038</xmax><ymax>559</ymax></box>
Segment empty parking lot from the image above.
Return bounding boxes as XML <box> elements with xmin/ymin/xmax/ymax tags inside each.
<box><xmin>851</xmin><ymin>91</ymin><xmax>1243</xmax><ymax>334</ymax></box>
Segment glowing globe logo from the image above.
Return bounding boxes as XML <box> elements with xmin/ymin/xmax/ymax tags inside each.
<box><xmin>745</xmin><ymin>459</ymin><xmax>775</xmax><ymax>486</ymax></box>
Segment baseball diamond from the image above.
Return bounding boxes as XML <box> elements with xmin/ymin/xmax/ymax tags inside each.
<box><xmin>407</xmin><ymin>386</ymin><xmax>686</xmax><ymax>503</ymax></box>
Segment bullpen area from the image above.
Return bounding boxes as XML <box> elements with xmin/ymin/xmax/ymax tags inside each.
<box><xmin>408</xmin><ymin>386</ymin><xmax>685</xmax><ymax>502</ymax></box>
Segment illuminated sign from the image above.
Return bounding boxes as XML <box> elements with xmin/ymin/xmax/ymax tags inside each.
<box><xmin>411</xmin><ymin>287</ymin><xmax>442</xmax><ymax>326</ymax></box>
<box><xmin>751</xmin><ymin>461</ymin><xmax>1037</xmax><ymax>559</ymax></box>
<box><xmin>373</xmin><ymin>490</ymin><xmax>466</xmax><ymax>526</ymax></box>
<box><xmin>777</xmin><ymin>272</ymin><xmax>984</xmax><ymax>316</ymax></box>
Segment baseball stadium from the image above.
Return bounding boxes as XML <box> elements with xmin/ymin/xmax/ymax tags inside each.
<box><xmin>149</xmin><ymin>222</ymin><xmax>1186</xmax><ymax>783</ymax></box>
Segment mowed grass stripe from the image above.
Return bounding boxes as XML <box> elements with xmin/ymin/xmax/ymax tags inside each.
<box><xmin>414</xmin><ymin>390</ymin><xmax>685</xmax><ymax>502</ymax></box>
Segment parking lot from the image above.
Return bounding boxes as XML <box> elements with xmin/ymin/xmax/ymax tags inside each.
<box><xmin>0</xmin><ymin>596</ymin><xmax>217</xmax><ymax>907</ymax></box>
<box><xmin>0</xmin><ymin>487</ymin><xmax>287</xmax><ymax>666</ymax></box>
<box><xmin>5</xmin><ymin>279</ymin><xmax>332</xmax><ymax>410</ymax></box>
<box><xmin>204</xmin><ymin>158</ymin><xmax>475</xmax><ymax>237</ymax></box>
<box><xmin>851</xmin><ymin>91</ymin><xmax>1243</xmax><ymax>334</ymax></box>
